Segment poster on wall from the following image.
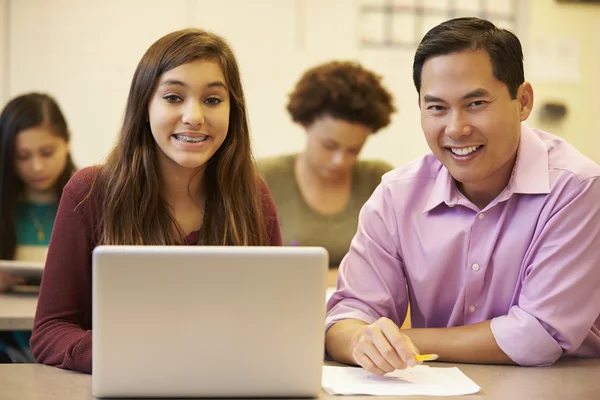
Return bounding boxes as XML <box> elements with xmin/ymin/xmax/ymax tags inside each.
<box><xmin>358</xmin><ymin>0</ymin><xmax>518</xmax><ymax>48</ymax></box>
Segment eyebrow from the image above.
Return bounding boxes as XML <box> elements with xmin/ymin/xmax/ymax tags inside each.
<box><xmin>322</xmin><ymin>138</ymin><xmax>364</xmax><ymax>149</ymax></box>
<box><xmin>160</xmin><ymin>79</ymin><xmax>227</xmax><ymax>90</ymax></box>
<box><xmin>422</xmin><ymin>88</ymin><xmax>491</xmax><ymax>104</ymax></box>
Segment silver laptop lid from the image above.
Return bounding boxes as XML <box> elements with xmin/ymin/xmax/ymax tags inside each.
<box><xmin>92</xmin><ymin>245</ymin><xmax>328</xmax><ymax>398</ymax></box>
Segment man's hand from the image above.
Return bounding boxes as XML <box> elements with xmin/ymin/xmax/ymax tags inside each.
<box><xmin>351</xmin><ymin>317</ymin><xmax>420</xmax><ymax>375</ymax></box>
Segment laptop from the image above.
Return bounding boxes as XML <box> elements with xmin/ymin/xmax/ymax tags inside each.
<box><xmin>0</xmin><ymin>259</ymin><xmax>44</xmax><ymax>279</ymax></box>
<box><xmin>92</xmin><ymin>245</ymin><xmax>328</xmax><ymax>398</ymax></box>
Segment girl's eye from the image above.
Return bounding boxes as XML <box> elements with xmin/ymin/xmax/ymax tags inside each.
<box><xmin>205</xmin><ymin>97</ymin><xmax>222</xmax><ymax>105</ymax></box>
<box><xmin>164</xmin><ymin>94</ymin><xmax>182</xmax><ymax>103</ymax></box>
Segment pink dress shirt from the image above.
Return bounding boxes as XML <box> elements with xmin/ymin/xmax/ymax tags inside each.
<box><xmin>326</xmin><ymin>125</ymin><xmax>600</xmax><ymax>366</ymax></box>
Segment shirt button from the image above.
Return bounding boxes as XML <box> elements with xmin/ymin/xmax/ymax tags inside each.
<box><xmin>478</xmin><ymin>213</ymin><xmax>485</xmax><ymax>220</ymax></box>
<box><xmin>472</xmin><ymin>263</ymin><xmax>480</xmax><ymax>271</ymax></box>
<box><xmin>469</xmin><ymin>305</ymin><xmax>476</xmax><ymax>313</ymax></box>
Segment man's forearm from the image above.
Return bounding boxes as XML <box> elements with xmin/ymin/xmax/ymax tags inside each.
<box><xmin>403</xmin><ymin>320</ymin><xmax>515</xmax><ymax>364</ymax></box>
<box><xmin>325</xmin><ymin>319</ymin><xmax>369</xmax><ymax>365</ymax></box>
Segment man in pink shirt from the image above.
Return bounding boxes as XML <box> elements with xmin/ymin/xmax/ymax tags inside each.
<box><xmin>325</xmin><ymin>17</ymin><xmax>600</xmax><ymax>373</ymax></box>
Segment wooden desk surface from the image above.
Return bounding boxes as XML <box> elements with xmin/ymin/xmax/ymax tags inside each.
<box><xmin>0</xmin><ymin>358</ymin><xmax>599</xmax><ymax>400</ymax></box>
<box><xmin>0</xmin><ymin>292</ymin><xmax>37</xmax><ymax>331</ymax></box>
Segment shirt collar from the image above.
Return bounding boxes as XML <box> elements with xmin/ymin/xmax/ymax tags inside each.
<box><xmin>507</xmin><ymin>124</ymin><xmax>550</xmax><ymax>195</ymax></box>
<box><xmin>422</xmin><ymin>124</ymin><xmax>550</xmax><ymax>214</ymax></box>
<box><xmin>422</xmin><ymin>165</ymin><xmax>461</xmax><ymax>213</ymax></box>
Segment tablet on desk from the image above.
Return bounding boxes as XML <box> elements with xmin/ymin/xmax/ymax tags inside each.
<box><xmin>0</xmin><ymin>260</ymin><xmax>44</xmax><ymax>279</ymax></box>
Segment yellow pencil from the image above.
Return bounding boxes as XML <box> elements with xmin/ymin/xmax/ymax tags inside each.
<box><xmin>414</xmin><ymin>353</ymin><xmax>439</xmax><ymax>362</ymax></box>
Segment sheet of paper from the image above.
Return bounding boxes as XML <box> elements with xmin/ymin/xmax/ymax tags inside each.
<box><xmin>322</xmin><ymin>365</ymin><xmax>480</xmax><ymax>396</ymax></box>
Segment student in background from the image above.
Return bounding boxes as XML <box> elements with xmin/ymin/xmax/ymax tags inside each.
<box><xmin>30</xmin><ymin>28</ymin><xmax>282</xmax><ymax>374</ymax></box>
<box><xmin>326</xmin><ymin>17</ymin><xmax>600</xmax><ymax>373</ymax></box>
<box><xmin>0</xmin><ymin>93</ymin><xmax>75</xmax><ymax>363</ymax></box>
<box><xmin>258</xmin><ymin>61</ymin><xmax>396</xmax><ymax>285</ymax></box>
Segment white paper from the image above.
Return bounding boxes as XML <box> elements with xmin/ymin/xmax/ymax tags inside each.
<box><xmin>322</xmin><ymin>365</ymin><xmax>480</xmax><ymax>396</ymax></box>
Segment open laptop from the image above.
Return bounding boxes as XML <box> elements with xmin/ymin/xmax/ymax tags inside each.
<box><xmin>0</xmin><ymin>259</ymin><xmax>44</xmax><ymax>279</ymax></box>
<box><xmin>92</xmin><ymin>245</ymin><xmax>328</xmax><ymax>398</ymax></box>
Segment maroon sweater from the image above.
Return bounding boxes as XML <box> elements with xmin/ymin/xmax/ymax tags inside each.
<box><xmin>30</xmin><ymin>166</ymin><xmax>282</xmax><ymax>374</ymax></box>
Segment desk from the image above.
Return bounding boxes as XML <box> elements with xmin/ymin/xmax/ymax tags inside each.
<box><xmin>0</xmin><ymin>358</ymin><xmax>599</xmax><ymax>399</ymax></box>
<box><xmin>0</xmin><ymin>293</ymin><xmax>37</xmax><ymax>331</ymax></box>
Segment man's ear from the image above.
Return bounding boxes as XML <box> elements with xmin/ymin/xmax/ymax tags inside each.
<box><xmin>517</xmin><ymin>82</ymin><xmax>534</xmax><ymax>122</ymax></box>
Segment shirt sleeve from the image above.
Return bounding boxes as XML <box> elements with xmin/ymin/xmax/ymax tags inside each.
<box><xmin>325</xmin><ymin>183</ymin><xmax>408</xmax><ymax>331</ymax></box>
<box><xmin>30</xmin><ymin>180</ymin><xmax>94</xmax><ymax>374</ymax></box>
<box><xmin>258</xmin><ymin>177</ymin><xmax>282</xmax><ymax>246</ymax></box>
<box><xmin>490</xmin><ymin>177</ymin><xmax>600</xmax><ymax>366</ymax></box>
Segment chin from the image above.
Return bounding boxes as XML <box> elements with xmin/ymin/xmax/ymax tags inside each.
<box><xmin>448</xmin><ymin>170</ymin><xmax>484</xmax><ymax>186</ymax></box>
<box><xmin>174</xmin><ymin>157</ymin><xmax>211</xmax><ymax>170</ymax></box>
<box><xmin>29</xmin><ymin>182</ymin><xmax>57</xmax><ymax>192</ymax></box>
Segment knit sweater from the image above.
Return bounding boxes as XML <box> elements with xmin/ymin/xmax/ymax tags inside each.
<box><xmin>30</xmin><ymin>166</ymin><xmax>282</xmax><ymax>373</ymax></box>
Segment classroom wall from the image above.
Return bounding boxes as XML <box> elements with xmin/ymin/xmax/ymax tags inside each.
<box><xmin>525</xmin><ymin>0</ymin><xmax>600</xmax><ymax>162</ymax></box>
<box><xmin>0</xmin><ymin>0</ymin><xmax>7</xmax><ymax>103</ymax></box>
<box><xmin>6</xmin><ymin>0</ymin><xmax>190</xmax><ymax>168</ymax></box>
<box><xmin>1</xmin><ymin>0</ymin><xmax>599</xmax><ymax>168</ymax></box>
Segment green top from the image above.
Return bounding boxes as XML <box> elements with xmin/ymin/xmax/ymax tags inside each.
<box><xmin>16</xmin><ymin>202</ymin><xmax>57</xmax><ymax>246</ymax></box>
<box><xmin>257</xmin><ymin>154</ymin><xmax>393</xmax><ymax>267</ymax></box>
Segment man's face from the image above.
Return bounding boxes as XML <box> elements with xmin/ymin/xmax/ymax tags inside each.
<box><xmin>419</xmin><ymin>49</ymin><xmax>532</xmax><ymax>202</ymax></box>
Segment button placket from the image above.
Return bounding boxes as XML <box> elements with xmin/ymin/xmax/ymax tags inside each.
<box><xmin>465</xmin><ymin>209</ymin><xmax>493</xmax><ymax>321</ymax></box>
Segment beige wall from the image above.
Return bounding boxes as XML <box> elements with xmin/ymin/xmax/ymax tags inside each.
<box><xmin>1</xmin><ymin>0</ymin><xmax>599</xmax><ymax>165</ymax></box>
<box><xmin>526</xmin><ymin>0</ymin><xmax>600</xmax><ymax>162</ymax></box>
<box><xmin>0</xmin><ymin>0</ymin><xmax>7</xmax><ymax>103</ymax></box>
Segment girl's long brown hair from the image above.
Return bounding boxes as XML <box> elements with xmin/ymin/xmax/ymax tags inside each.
<box><xmin>95</xmin><ymin>29</ymin><xmax>267</xmax><ymax>246</ymax></box>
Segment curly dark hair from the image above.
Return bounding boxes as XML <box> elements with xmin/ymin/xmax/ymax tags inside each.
<box><xmin>287</xmin><ymin>61</ymin><xmax>396</xmax><ymax>132</ymax></box>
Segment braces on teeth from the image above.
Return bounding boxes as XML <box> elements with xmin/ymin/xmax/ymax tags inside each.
<box><xmin>175</xmin><ymin>135</ymin><xmax>207</xmax><ymax>143</ymax></box>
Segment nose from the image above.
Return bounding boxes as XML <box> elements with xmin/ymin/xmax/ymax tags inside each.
<box><xmin>445</xmin><ymin>110</ymin><xmax>472</xmax><ymax>140</ymax></box>
<box><xmin>31</xmin><ymin>156</ymin><xmax>44</xmax><ymax>173</ymax></box>
<box><xmin>181</xmin><ymin>100</ymin><xmax>205</xmax><ymax>127</ymax></box>
<box><xmin>331</xmin><ymin>150</ymin><xmax>350</xmax><ymax>168</ymax></box>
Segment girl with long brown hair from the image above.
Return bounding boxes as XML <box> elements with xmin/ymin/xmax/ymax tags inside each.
<box><xmin>0</xmin><ymin>93</ymin><xmax>76</xmax><ymax>363</ymax></box>
<box><xmin>30</xmin><ymin>29</ymin><xmax>282</xmax><ymax>373</ymax></box>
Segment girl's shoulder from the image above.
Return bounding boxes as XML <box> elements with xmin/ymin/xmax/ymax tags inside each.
<box><xmin>60</xmin><ymin>166</ymin><xmax>106</xmax><ymax>226</ymax></box>
<box><xmin>62</xmin><ymin>165</ymin><xmax>103</xmax><ymax>201</ymax></box>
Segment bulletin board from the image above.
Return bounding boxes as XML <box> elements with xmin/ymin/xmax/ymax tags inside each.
<box><xmin>359</xmin><ymin>0</ymin><xmax>518</xmax><ymax>49</ymax></box>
